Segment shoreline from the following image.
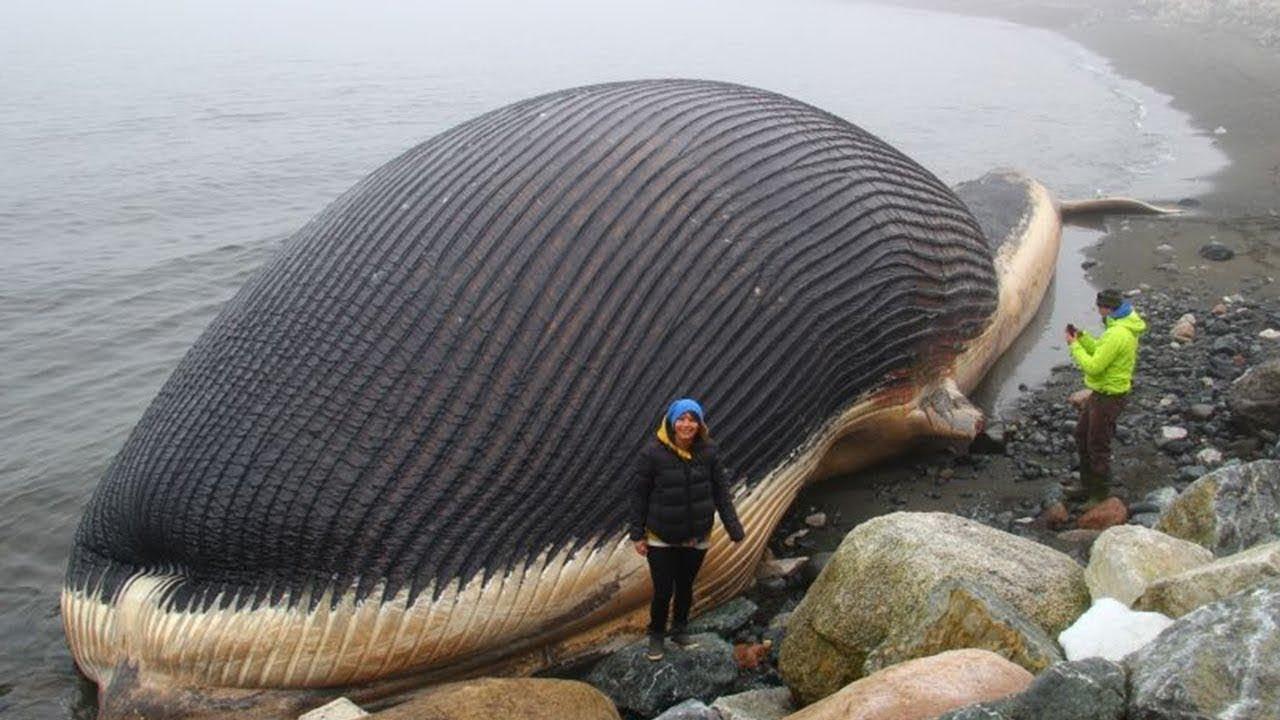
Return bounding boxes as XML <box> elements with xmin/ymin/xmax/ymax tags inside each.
<box><xmin>876</xmin><ymin>1</ymin><xmax>1280</xmax><ymax>300</ymax></box>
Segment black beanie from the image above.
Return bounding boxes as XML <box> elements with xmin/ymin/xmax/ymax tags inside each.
<box><xmin>1096</xmin><ymin>289</ymin><xmax>1124</xmax><ymax>308</ymax></box>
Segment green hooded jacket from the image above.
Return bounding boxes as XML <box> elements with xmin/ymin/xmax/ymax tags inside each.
<box><xmin>1069</xmin><ymin>303</ymin><xmax>1147</xmax><ymax>395</ymax></box>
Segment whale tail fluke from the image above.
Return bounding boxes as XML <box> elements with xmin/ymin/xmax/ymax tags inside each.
<box><xmin>1058</xmin><ymin>197</ymin><xmax>1182</xmax><ymax>218</ymax></box>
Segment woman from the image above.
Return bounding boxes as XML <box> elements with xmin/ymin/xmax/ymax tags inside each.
<box><xmin>630</xmin><ymin>397</ymin><xmax>746</xmax><ymax>661</ymax></box>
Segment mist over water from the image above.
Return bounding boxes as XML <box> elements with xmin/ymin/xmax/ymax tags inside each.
<box><xmin>0</xmin><ymin>0</ymin><xmax>1225</xmax><ymax>716</ymax></box>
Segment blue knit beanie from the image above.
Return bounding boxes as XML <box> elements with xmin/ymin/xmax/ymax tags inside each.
<box><xmin>666</xmin><ymin>398</ymin><xmax>704</xmax><ymax>428</ymax></box>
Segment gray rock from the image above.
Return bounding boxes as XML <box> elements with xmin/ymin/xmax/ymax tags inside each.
<box><xmin>1177</xmin><ymin>464</ymin><xmax>1208</xmax><ymax>483</ymax></box>
<box><xmin>1130</xmin><ymin>512</ymin><xmax>1160</xmax><ymax>528</ymax></box>
<box><xmin>1127</xmin><ymin>580</ymin><xmax>1280</xmax><ymax>719</ymax></box>
<box><xmin>1188</xmin><ymin>403</ymin><xmax>1216</xmax><ymax>420</ymax></box>
<box><xmin>1156</xmin><ymin>459</ymin><xmax>1280</xmax><ymax>555</ymax></box>
<box><xmin>1211</xmin><ymin>335</ymin><xmax>1241</xmax><ymax>355</ymax></box>
<box><xmin>653</xmin><ymin>699</ymin><xmax>721</xmax><ymax>720</ymax></box>
<box><xmin>1143</xmin><ymin>486</ymin><xmax>1179</xmax><ymax>513</ymax></box>
<box><xmin>1229</xmin><ymin>359</ymin><xmax>1280</xmax><ymax>432</ymax></box>
<box><xmin>801</xmin><ymin>552</ymin><xmax>832</xmax><ymax>585</ymax></box>
<box><xmin>688</xmin><ymin>597</ymin><xmax>757</xmax><ymax>636</ymax></box>
<box><xmin>711</xmin><ymin>686</ymin><xmax>793</xmax><ymax>720</ymax></box>
<box><xmin>1199</xmin><ymin>242</ymin><xmax>1235</xmax><ymax>261</ymax></box>
<box><xmin>935</xmin><ymin>658</ymin><xmax>1126</xmax><ymax>720</ymax></box>
<box><xmin>587</xmin><ymin>633</ymin><xmax>737</xmax><ymax>717</ymax></box>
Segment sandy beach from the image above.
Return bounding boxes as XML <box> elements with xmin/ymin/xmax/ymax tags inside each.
<box><xmin>880</xmin><ymin>0</ymin><xmax>1280</xmax><ymax>298</ymax></box>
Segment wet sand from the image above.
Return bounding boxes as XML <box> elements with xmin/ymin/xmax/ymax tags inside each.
<box><xmin>878</xmin><ymin>0</ymin><xmax>1280</xmax><ymax>298</ymax></box>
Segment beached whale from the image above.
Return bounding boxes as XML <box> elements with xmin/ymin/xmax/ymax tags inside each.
<box><xmin>62</xmin><ymin>79</ymin><xmax>1161</xmax><ymax>718</ymax></box>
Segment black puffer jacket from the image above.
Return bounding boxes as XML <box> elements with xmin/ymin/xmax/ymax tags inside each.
<box><xmin>629</xmin><ymin>436</ymin><xmax>745</xmax><ymax>544</ymax></box>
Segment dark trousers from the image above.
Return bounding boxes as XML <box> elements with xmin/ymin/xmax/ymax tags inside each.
<box><xmin>647</xmin><ymin>546</ymin><xmax>707</xmax><ymax>636</ymax></box>
<box><xmin>1074</xmin><ymin>391</ymin><xmax>1127</xmax><ymax>497</ymax></box>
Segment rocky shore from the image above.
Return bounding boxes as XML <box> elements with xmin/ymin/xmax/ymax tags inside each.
<box><xmin>298</xmin><ymin>275</ymin><xmax>1280</xmax><ymax>720</ymax></box>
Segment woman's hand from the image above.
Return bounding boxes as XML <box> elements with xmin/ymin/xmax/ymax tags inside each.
<box><xmin>633</xmin><ymin>540</ymin><xmax>648</xmax><ymax>556</ymax></box>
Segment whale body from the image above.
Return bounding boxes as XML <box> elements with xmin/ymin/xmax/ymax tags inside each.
<box><xmin>63</xmin><ymin>80</ymin><xmax>1066</xmax><ymax>718</ymax></box>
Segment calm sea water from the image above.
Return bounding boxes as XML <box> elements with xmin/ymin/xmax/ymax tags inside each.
<box><xmin>0</xmin><ymin>0</ymin><xmax>1225</xmax><ymax>716</ymax></box>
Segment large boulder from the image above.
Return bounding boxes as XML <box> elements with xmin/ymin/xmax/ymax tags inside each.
<box><xmin>586</xmin><ymin>633</ymin><xmax>736</xmax><ymax>717</ymax></box>
<box><xmin>1127</xmin><ymin>579</ymin><xmax>1280</xmax><ymax>719</ymax></box>
<box><xmin>779</xmin><ymin>513</ymin><xmax>1087</xmax><ymax>705</ymax></box>
<box><xmin>1084</xmin><ymin>525</ymin><xmax>1214</xmax><ymax>605</ymax></box>
<box><xmin>1134</xmin><ymin>540</ymin><xmax>1280</xmax><ymax>617</ymax></box>
<box><xmin>783</xmin><ymin>649</ymin><xmax>1031</xmax><ymax>720</ymax></box>
<box><xmin>934</xmin><ymin>657</ymin><xmax>1127</xmax><ymax>720</ymax></box>
<box><xmin>862</xmin><ymin>579</ymin><xmax>1064</xmax><ymax>675</ymax></box>
<box><xmin>370</xmin><ymin>678</ymin><xmax>620</xmax><ymax>720</ymax></box>
<box><xmin>1229</xmin><ymin>358</ymin><xmax>1280</xmax><ymax>432</ymax></box>
<box><xmin>1155</xmin><ymin>460</ymin><xmax>1280</xmax><ymax>555</ymax></box>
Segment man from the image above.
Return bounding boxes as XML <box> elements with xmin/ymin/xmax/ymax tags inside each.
<box><xmin>1065</xmin><ymin>288</ymin><xmax>1147</xmax><ymax>502</ymax></box>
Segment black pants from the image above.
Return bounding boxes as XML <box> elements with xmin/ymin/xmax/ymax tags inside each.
<box><xmin>647</xmin><ymin>545</ymin><xmax>707</xmax><ymax>636</ymax></box>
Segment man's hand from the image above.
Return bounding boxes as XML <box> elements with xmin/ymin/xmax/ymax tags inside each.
<box><xmin>1065</xmin><ymin>328</ymin><xmax>1077</xmax><ymax>344</ymax></box>
<box><xmin>633</xmin><ymin>540</ymin><xmax>648</xmax><ymax>556</ymax></box>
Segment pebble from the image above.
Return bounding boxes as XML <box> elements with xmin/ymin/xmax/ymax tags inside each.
<box><xmin>1187</xmin><ymin>404</ymin><xmax>1216</xmax><ymax>420</ymax></box>
<box><xmin>803</xmin><ymin>512</ymin><xmax>827</xmax><ymax>529</ymax></box>
<box><xmin>1196</xmin><ymin>447</ymin><xmax>1224</xmax><ymax>466</ymax></box>
<box><xmin>1260</xmin><ymin>329</ymin><xmax>1280</xmax><ymax>340</ymax></box>
<box><xmin>1200</xmin><ymin>242</ymin><xmax>1235</xmax><ymax>261</ymax></box>
<box><xmin>1160</xmin><ymin>426</ymin><xmax>1189</xmax><ymax>442</ymax></box>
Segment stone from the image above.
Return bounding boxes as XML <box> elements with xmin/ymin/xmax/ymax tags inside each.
<box><xmin>1127</xmin><ymin>580</ymin><xmax>1280</xmax><ymax>719</ymax></box>
<box><xmin>1084</xmin><ymin>526</ymin><xmax>1214</xmax><ymax>605</ymax></box>
<box><xmin>1171</xmin><ymin>316</ymin><xmax>1196</xmax><ymax>343</ymax></box>
<box><xmin>1211</xmin><ymin>334</ymin><xmax>1240</xmax><ymax>355</ymax></box>
<box><xmin>1056</xmin><ymin>529</ymin><xmax>1102</xmax><ymax>545</ymax></box>
<box><xmin>1198</xmin><ymin>240</ymin><xmax>1232</xmax><ymax>261</ymax></box>
<box><xmin>935</xmin><ymin>658</ymin><xmax>1127</xmax><ymax>720</ymax></box>
<box><xmin>1038</xmin><ymin>502</ymin><xmax>1069</xmax><ymax>529</ymax></box>
<box><xmin>784</xmin><ymin>649</ymin><xmax>1032</xmax><ymax>720</ymax></box>
<box><xmin>1231</xmin><ymin>359</ymin><xmax>1280</xmax><ymax>432</ymax></box>
<box><xmin>1077</xmin><ymin>498</ymin><xmax>1128</xmax><ymax>531</ymax></box>
<box><xmin>1261</xmin><ymin>328</ymin><xmax>1280</xmax><ymax>341</ymax></box>
<box><xmin>1158</xmin><ymin>425</ymin><xmax>1188</xmax><ymax>443</ymax></box>
<box><xmin>804</xmin><ymin>512</ymin><xmax>827</xmax><ymax>528</ymax></box>
<box><xmin>1135</xmin><ymin>541</ymin><xmax>1280</xmax><ymax>617</ymax></box>
<box><xmin>734</xmin><ymin>642</ymin><xmax>769</xmax><ymax>670</ymax></box>
<box><xmin>1057</xmin><ymin>598</ymin><xmax>1173</xmax><ymax>662</ymax></box>
<box><xmin>1187</xmin><ymin>403</ymin><xmax>1215</xmax><ymax>420</ymax></box>
<box><xmin>652</xmin><ymin>699</ymin><xmax>719</xmax><ymax>720</ymax></box>
<box><xmin>712</xmin><ymin>686</ymin><xmax>794</xmax><ymax>720</ymax></box>
<box><xmin>689</xmin><ymin>597</ymin><xmax>757</xmax><ymax>636</ymax></box>
<box><xmin>1177</xmin><ymin>464</ymin><xmax>1207</xmax><ymax>483</ymax></box>
<box><xmin>586</xmin><ymin>633</ymin><xmax>736</xmax><ymax>717</ymax></box>
<box><xmin>1144</xmin><ymin>486</ymin><xmax>1179</xmax><ymax>513</ymax></box>
<box><xmin>1195</xmin><ymin>447</ymin><xmax>1223</xmax><ymax>466</ymax></box>
<box><xmin>1212</xmin><ymin>302</ymin><xmax>1229</xmax><ymax>316</ymax></box>
<box><xmin>756</xmin><ymin>556</ymin><xmax>807</xmax><ymax>583</ymax></box>
<box><xmin>1129</xmin><ymin>512</ymin><xmax>1159</xmax><ymax>528</ymax></box>
<box><xmin>371</xmin><ymin>678</ymin><xmax>620</xmax><ymax>720</ymax></box>
<box><xmin>301</xmin><ymin>698</ymin><xmax>369</xmax><ymax>720</ymax></box>
<box><xmin>1155</xmin><ymin>459</ymin><xmax>1280</xmax><ymax>555</ymax></box>
<box><xmin>779</xmin><ymin>512</ymin><xmax>1087</xmax><ymax>704</ymax></box>
<box><xmin>862</xmin><ymin>579</ymin><xmax>1064</xmax><ymax>676</ymax></box>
